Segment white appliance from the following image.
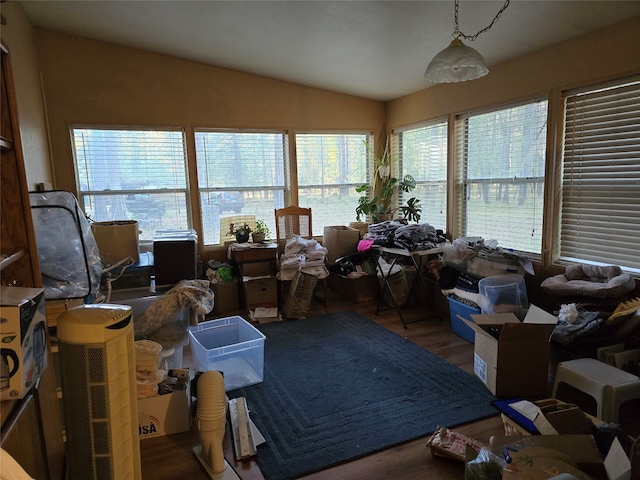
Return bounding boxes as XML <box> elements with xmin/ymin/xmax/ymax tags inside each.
<box><xmin>57</xmin><ymin>304</ymin><xmax>142</xmax><ymax>480</ymax></box>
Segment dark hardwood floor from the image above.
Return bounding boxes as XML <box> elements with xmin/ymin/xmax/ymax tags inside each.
<box><xmin>139</xmin><ymin>289</ymin><xmax>640</xmax><ymax>480</ymax></box>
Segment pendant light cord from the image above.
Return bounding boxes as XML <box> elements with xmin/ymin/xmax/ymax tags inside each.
<box><xmin>453</xmin><ymin>0</ymin><xmax>510</xmax><ymax>41</ymax></box>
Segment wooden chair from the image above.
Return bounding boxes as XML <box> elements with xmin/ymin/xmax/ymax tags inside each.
<box><xmin>275</xmin><ymin>206</ymin><xmax>313</xmax><ymax>250</ymax></box>
<box><xmin>274</xmin><ymin>206</ymin><xmax>328</xmax><ymax>305</ymax></box>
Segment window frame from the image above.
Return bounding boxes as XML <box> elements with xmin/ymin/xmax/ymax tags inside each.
<box><xmin>294</xmin><ymin>130</ymin><xmax>373</xmax><ymax>235</ymax></box>
<box><xmin>193</xmin><ymin>128</ymin><xmax>290</xmax><ymax>246</ymax></box>
<box><xmin>453</xmin><ymin>97</ymin><xmax>549</xmax><ymax>256</ymax></box>
<box><xmin>70</xmin><ymin>125</ymin><xmax>192</xmax><ymax>241</ymax></box>
<box><xmin>393</xmin><ymin>118</ymin><xmax>449</xmax><ymax>231</ymax></box>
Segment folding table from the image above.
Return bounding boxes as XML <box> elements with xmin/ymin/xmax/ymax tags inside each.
<box><xmin>372</xmin><ymin>244</ymin><xmax>446</xmax><ymax>329</ymax></box>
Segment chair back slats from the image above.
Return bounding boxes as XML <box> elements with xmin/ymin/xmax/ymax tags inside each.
<box><xmin>274</xmin><ymin>207</ymin><xmax>312</xmax><ymax>252</ymax></box>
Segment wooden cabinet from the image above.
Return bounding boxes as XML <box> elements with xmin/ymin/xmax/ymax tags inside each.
<box><xmin>0</xmin><ymin>45</ymin><xmax>39</xmax><ymax>288</ymax></box>
<box><xmin>0</xmin><ymin>42</ymin><xmax>65</xmax><ymax>480</ymax></box>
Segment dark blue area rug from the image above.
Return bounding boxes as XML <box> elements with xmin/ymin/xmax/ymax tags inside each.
<box><xmin>229</xmin><ymin>311</ymin><xmax>497</xmax><ymax>480</ymax></box>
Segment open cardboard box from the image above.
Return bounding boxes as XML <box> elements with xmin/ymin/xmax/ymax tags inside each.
<box><xmin>464</xmin><ymin>305</ymin><xmax>557</xmax><ymax>398</ymax></box>
<box><xmin>138</xmin><ymin>387</ymin><xmax>191</xmax><ymax>439</ymax></box>
<box><xmin>470</xmin><ymin>434</ymin><xmax>631</xmax><ymax>480</ymax></box>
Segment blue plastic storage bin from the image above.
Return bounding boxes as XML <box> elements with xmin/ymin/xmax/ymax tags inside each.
<box><xmin>447</xmin><ymin>296</ymin><xmax>480</xmax><ymax>343</ymax></box>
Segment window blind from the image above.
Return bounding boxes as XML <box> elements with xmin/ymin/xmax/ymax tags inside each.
<box><xmin>296</xmin><ymin>132</ymin><xmax>370</xmax><ymax>233</ymax></box>
<box><xmin>71</xmin><ymin>127</ymin><xmax>190</xmax><ymax>240</ymax></box>
<box><xmin>454</xmin><ymin>99</ymin><xmax>548</xmax><ymax>254</ymax></box>
<box><xmin>194</xmin><ymin>130</ymin><xmax>288</xmax><ymax>245</ymax></box>
<box><xmin>395</xmin><ymin>119</ymin><xmax>448</xmax><ymax>231</ymax></box>
<box><xmin>560</xmin><ymin>77</ymin><xmax>640</xmax><ymax>271</ymax></box>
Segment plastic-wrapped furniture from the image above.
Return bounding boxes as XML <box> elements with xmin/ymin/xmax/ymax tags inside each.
<box><xmin>30</xmin><ymin>190</ymin><xmax>102</xmax><ymax>300</ymax></box>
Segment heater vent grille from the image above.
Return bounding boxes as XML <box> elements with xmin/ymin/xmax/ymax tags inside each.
<box><xmin>60</xmin><ymin>342</ymin><xmax>113</xmax><ymax>479</ymax></box>
<box><xmin>57</xmin><ymin>305</ymin><xmax>142</xmax><ymax>480</ymax></box>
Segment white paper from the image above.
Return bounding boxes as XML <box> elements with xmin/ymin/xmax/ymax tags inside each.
<box><xmin>522</xmin><ymin>304</ymin><xmax>559</xmax><ymax>325</ymax></box>
<box><xmin>254</xmin><ymin>307</ymin><xmax>278</xmax><ymax>317</ymax></box>
<box><xmin>604</xmin><ymin>437</ymin><xmax>631</xmax><ymax>480</ymax></box>
<box><xmin>508</xmin><ymin>400</ymin><xmax>540</xmax><ymax>422</ymax></box>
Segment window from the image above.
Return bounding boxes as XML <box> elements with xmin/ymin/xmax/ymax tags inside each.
<box><xmin>454</xmin><ymin>99</ymin><xmax>548</xmax><ymax>254</ymax></box>
<box><xmin>71</xmin><ymin>127</ymin><xmax>190</xmax><ymax>241</ymax></box>
<box><xmin>560</xmin><ymin>77</ymin><xmax>640</xmax><ymax>272</ymax></box>
<box><xmin>395</xmin><ymin>120</ymin><xmax>448</xmax><ymax>231</ymax></box>
<box><xmin>295</xmin><ymin>132</ymin><xmax>370</xmax><ymax>234</ymax></box>
<box><xmin>195</xmin><ymin>130</ymin><xmax>288</xmax><ymax>245</ymax></box>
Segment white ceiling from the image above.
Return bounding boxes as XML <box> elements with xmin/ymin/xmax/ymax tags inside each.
<box><xmin>18</xmin><ymin>0</ymin><xmax>640</xmax><ymax>101</ymax></box>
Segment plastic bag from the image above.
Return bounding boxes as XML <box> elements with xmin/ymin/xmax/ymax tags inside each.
<box><xmin>465</xmin><ymin>447</ymin><xmax>507</xmax><ymax>480</ymax></box>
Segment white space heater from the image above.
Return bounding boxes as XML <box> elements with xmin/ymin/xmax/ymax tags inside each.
<box><xmin>57</xmin><ymin>304</ymin><xmax>142</xmax><ymax>480</ymax></box>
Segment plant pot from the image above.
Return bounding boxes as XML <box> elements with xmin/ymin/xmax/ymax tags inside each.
<box><xmin>252</xmin><ymin>232</ymin><xmax>265</xmax><ymax>243</ymax></box>
<box><xmin>235</xmin><ymin>232</ymin><xmax>250</xmax><ymax>243</ymax></box>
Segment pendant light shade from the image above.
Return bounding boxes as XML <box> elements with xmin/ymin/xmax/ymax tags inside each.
<box><xmin>424</xmin><ymin>38</ymin><xmax>489</xmax><ymax>83</ymax></box>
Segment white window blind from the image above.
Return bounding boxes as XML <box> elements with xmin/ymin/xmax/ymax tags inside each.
<box><xmin>560</xmin><ymin>77</ymin><xmax>640</xmax><ymax>272</ymax></box>
<box><xmin>195</xmin><ymin>130</ymin><xmax>288</xmax><ymax>245</ymax></box>
<box><xmin>455</xmin><ymin>99</ymin><xmax>548</xmax><ymax>254</ymax></box>
<box><xmin>296</xmin><ymin>132</ymin><xmax>370</xmax><ymax>234</ymax></box>
<box><xmin>395</xmin><ymin>119</ymin><xmax>448</xmax><ymax>231</ymax></box>
<box><xmin>71</xmin><ymin>127</ymin><xmax>190</xmax><ymax>241</ymax></box>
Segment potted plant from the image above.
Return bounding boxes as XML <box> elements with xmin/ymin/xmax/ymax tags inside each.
<box><xmin>355</xmin><ymin>141</ymin><xmax>422</xmax><ymax>223</ymax></box>
<box><xmin>252</xmin><ymin>219</ymin><xmax>271</xmax><ymax>243</ymax></box>
<box><xmin>229</xmin><ymin>222</ymin><xmax>251</xmax><ymax>243</ymax></box>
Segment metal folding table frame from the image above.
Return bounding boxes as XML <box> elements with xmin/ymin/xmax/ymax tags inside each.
<box><xmin>372</xmin><ymin>245</ymin><xmax>445</xmax><ymax>329</ymax></box>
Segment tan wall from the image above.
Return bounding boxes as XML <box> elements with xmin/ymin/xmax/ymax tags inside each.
<box><xmin>387</xmin><ymin>16</ymin><xmax>640</xmax><ymax>129</ymax></box>
<box><xmin>0</xmin><ymin>2</ymin><xmax>53</xmax><ymax>190</ymax></box>
<box><xmin>35</xmin><ymin>30</ymin><xmax>386</xmax><ymax>194</ymax></box>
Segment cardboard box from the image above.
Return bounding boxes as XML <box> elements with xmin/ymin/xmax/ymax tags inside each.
<box><xmin>212</xmin><ymin>278</ymin><xmax>239</xmax><ymax>315</ymax></box>
<box><xmin>481</xmin><ymin>435</ymin><xmax>606</xmax><ymax>480</ymax></box>
<box><xmin>0</xmin><ymin>287</ymin><xmax>48</xmax><ymax>400</ymax></box>
<box><xmin>91</xmin><ymin>220</ymin><xmax>140</xmax><ymax>264</ymax></box>
<box><xmin>283</xmin><ymin>271</ymin><xmax>317</xmax><ymax>319</ymax></box>
<box><xmin>323</xmin><ymin>225</ymin><xmax>360</xmax><ymax>265</ymax></box>
<box><xmin>241</xmin><ymin>261</ymin><xmax>274</xmax><ymax>278</ymax></box>
<box><xmin>243</xmin><ymin>276</ymin><xmax>277</xmax><ymax>310</ymax></box>
<box><xmin>137</xmin><ymin>387</ymin><xmax>191</xmax><ymax>439</ymax></box>
<box><xmin>327</xmin><ymin>273</ymin><xmax>378</xmax><ymax>303</ymax></box>
<box><xmin>464</xmin><ymin>304</ymin><xmax>557</xmax><ymax>398</ymax></box>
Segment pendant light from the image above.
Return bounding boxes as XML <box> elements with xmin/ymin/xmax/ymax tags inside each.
<box><xmin>424</xmin><ymin>0</ymin><xmax>510</xmax><ymax>83</ymax></box>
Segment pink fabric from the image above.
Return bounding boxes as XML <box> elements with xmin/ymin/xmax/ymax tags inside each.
<box><xmin>358</xmin><ymin>239</ymin><xmax>374</xmax><ymax>252</ymax></box>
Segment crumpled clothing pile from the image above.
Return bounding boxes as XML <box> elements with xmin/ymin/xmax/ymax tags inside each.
<box><xmin>278</xmin><ymin>235</ymin><xmax>329</xmax><ymax>281</ymax></box>
<box><xmin>551</xmin><ymin>304</ymin><xmax>604</xmax><ymax>345</ymax></box>
<box><xmin>366</xmin><ymin>221</ymin><xmax>443</xmax><ymax>251</ymax></box>
<box><xmin>133</xmin><ymin>279</ymin><xmax>215</xmax><ymax>349</ymax></box>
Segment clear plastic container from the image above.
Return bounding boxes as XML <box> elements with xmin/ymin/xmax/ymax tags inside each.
<box><xmin>188</xmin><ymin>316</ymin><xmax>265</xmax><ymax>391</ymax></box>
<box><xmin>118</xmin><ymin>296</ymin><xmax>189</xmax><ymax>369</ymax></box>
<box><xmin>478</xmin><ymin>274</ymin><xmax>528</xmax><ymax>320</ymax></box>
